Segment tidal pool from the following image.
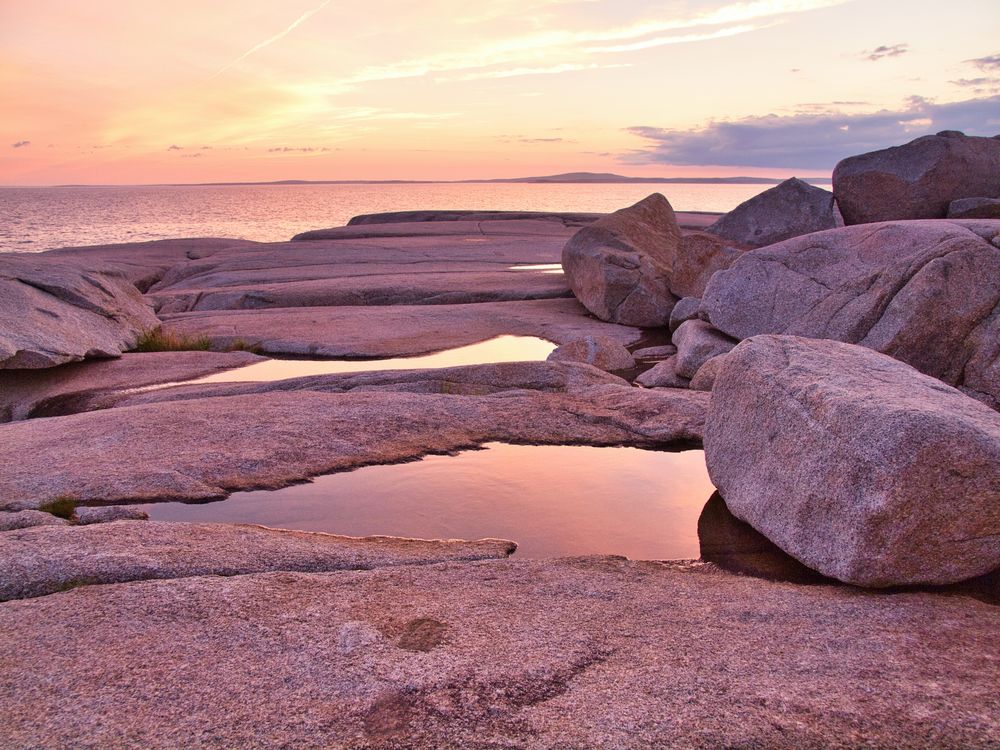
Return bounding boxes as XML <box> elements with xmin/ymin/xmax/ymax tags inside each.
<box><xmin>142</xmin><ymin>443</ymin><xmax>715</xmax><ymax>560</ymax></box>
<box><xmin>144</xmin><ymin>335</ymin><xmax>557</xmax><ymax>389</ymax></box>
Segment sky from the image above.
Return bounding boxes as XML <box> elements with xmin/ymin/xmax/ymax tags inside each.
<box><xmin>1</xmin><ymin>0</ymin><xmax>998</xmax><ymax>185</ymax></box>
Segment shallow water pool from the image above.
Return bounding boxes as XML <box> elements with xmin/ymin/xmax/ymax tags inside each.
<box><xmin>142</xmin><ymin>443</ymin><xmax>715</xmax><ymax>559</ymax></box>
<box><xmin>145</xmin><ymin>335</ymin><xmax>558</xmax><ymax>389</ymax></box>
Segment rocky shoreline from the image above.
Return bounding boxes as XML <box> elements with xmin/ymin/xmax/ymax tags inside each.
<box><xmin>1</xmin><ymin>132</ymin><xmax>998</xmax><ymax>748</ymax></box>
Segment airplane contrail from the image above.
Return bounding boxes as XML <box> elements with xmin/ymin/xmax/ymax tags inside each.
<box><xmin>212</xmin><ymin>0</ymin><xmax>332</xmax><ymax>78</ymax></box>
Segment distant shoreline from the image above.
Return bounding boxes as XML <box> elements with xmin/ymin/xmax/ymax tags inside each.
<box><xmin>3</xmin><ymin>172</ymin><xmax>833</xmax><ymax>189</ymax></box>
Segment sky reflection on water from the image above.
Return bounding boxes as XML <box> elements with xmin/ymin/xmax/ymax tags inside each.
<box><xmin>142</xmin><ymin>443</ymin><xmax>715</xmax><ymax>560</ymax></box>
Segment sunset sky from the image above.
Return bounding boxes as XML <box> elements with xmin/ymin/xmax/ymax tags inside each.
<box><xmin>2</xmin><ymin>0</ymin><xmax>998</xmax><ymax>185</ymax></box>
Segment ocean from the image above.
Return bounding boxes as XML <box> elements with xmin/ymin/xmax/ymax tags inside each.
<box><xmin>0</xmin><ymin>181</ymin><xmax>795</xmax><ymax>253</ymax></box>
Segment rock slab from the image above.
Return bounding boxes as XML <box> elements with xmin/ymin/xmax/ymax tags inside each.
<box><xmin>704</xmin><ymin>335</ymin><xmax>1000</xmax><ymax>586</ymax></box>
<box><xmin>0</xmin><ymin>557</ymin><xmax>997</xmax><ymax>748</ymax></box>
<box><xmin>0</xmin><ymin>521</ymin><xmax>516</xmax><ymax>601</ymax></box>
<box><xmin>0</xmin><ymin>255</ymin><xmax>158</xmax><ymax>369</ymax></box>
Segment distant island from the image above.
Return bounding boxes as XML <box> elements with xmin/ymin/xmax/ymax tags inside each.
<box><xmin>49</xmin><ymin>172</ymin><xmax>832</xmax><ymax>188</ymax></box>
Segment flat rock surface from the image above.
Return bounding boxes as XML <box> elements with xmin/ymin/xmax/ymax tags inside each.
<box><xmin>344</xmin><ymin>209</ymin><xmax>721</xmax><ymax>230</ymax></box>
<box><xmin>0</xmin><ymin>350</ymin><xmax>264</xmax><ymax>422</ymax></box>
<box><xmin>705</xmin><ymin>335</ymin><xmax>1000</xmax><ymax>586</ymax></box>
<box><xmin>160</xmin><ymin>298</ymin><xmax>643</xmax><ymax>358</ymax></box>
<box><xmin>701</xmin><ymin>219</ymin><xmax>1000</xmax><ymax>403</ymax></box>
<box><xmin>148</xmin><ymin>227</ymin><xmax>577</xmax><ymax>313</ymax></box>
<box><xmin>0</xmin><ymin>521</ymin><xmax>515</xmax><ymax>601</ymax></box>
<box><xmin>0</xmin><ymin>557</ymin><xmax>996</xmax><ymax>748</ymax></box>
<box><xmin>0</xmin><ymin>382</ymin><xmax>708</xmax><ymax>509</ymax></box>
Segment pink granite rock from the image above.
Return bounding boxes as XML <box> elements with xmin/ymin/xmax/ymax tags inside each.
<box><xmin>705</xmin><ymin>335</ymin><xmax>1000</xmax><ymax>586</ymax></box>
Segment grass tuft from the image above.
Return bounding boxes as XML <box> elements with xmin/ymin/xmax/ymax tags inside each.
<box><xmin>132</xmin><ymin>329</ymin><xmax>263</xmax><ymax>354</ymax></box>
<box><xmin>133</xmin><ymin>328</ymin><xmax>212</xmax><ymax>353</ymax></box>
<box><xmin>39</xmin><ymin>496</ymin><xmax>77</xmax><ymax>520</ymax></box>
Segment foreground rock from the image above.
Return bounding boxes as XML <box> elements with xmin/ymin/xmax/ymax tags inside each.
<box><xmin>708</xmin><ymin>177</ymin><xmax>840</xmax><ymax>247</ymax></box>
<box><xmin>561</xmin><ymin>194</ymin><xmax>681</xmax><ymax>326</ymax></box>
<box><xmin>833</xmin><ymin>131</ymin><xmax>1000</xmax><ymax>224</ymax></box>
<box><xmin>0</xmin><ymin>557</ymin><xmax>996</xmax><ymax>748</ymax></box>
<box><xmin>0</xmin><ymin>350</ymin><xmax>264</xmax><ymax>422</ymax></box>
<box><xmin>547</xmin><ymin>335</ymin><xmax>635</xmax><ymax>371</ymax></box>
<box><xmin>705</xmin><ymin>335</ymin><xmax>1000</xmax><ymax>586</ymax></box>
<box><xmin>0</xmin><ymin>254</ymin><xmax>158</xmax><ymax>369</ymax></box>
<box><xmin>0</xmin><ymin>521</ymin><xmax>515</xmax><ymax>601</ymax></box>
<box><xmin>701</xmin><ymin>219</ymin><xmax>1000</xmax><ymax>404</ymax></box>
<box><xmin>0</xmin><ymin>374</ymin><xmax>708</xmax><ymax>509</ymax></box>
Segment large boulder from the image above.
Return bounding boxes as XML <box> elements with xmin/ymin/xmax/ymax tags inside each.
<box><xmin>0</xmin><ymin>255</ymin><xmax>158</xmax><ymax>369</ymax></box>
<box><xmin>700</xmin><ymin>219</ymin><xmax>1000</xmax><ymax>404</ymax></box>
<box><xmin>561</xmin><ymin>194</ymin><xmax>680</xmax><ymax>326</ymax></box>
<box><xmin>705</xmin><ymin>335</ymin><xmax>1000</xmax><ymax>587</ymax></box>
<box><xmin>707</xmin><ymin>178</ymin><xmax>840</xmax><ymax>247</ymax></box>
<box><xmin>833</xmin><ymin>131</ymin><xmax>1000</xmax><ymax>225</ymax></box>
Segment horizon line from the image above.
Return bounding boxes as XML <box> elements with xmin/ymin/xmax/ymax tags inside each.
<box><xmin>0</xmin><ymin>172</ymin><xmax>834</xmax><ymax>189</ymax></box>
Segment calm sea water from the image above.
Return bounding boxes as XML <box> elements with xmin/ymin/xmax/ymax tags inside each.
<box><xmin>0</xmin><ymin>182</ymin><xmax>784</xmax><ymax>253</ymax></box>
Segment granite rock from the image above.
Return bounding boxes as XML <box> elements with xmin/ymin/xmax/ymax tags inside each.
<box><xmin>704</xmin><ymin>335</ymin><xmax>1000</xmax><ymax>586</ymax></box>
<box><xmin>833</xmin><ymin>131</ymin><xmax>1000</xmax><ymax>224</ymax></box>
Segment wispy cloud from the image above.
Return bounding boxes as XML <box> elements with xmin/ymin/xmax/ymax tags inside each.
<box><xmin>344</xmin><ymin>0</ymin><xmax>851</xmax><ymax>85</ymax></box>
<box><xmin>11</xmin><ymin>140</ymin><xmax>30</xmax><ymax>148</ymax></box>
<box><xmin>624</xmin><ymin>95</ymin><xmax>1000</xmax><ymax>169</ymax></box>
<box><xmin>213</xmin><ymin>0</ymin><xmax>332</xmax><ymax>78</ymax></box>
<box><xmin>966</xmin><ymin>53</ymin><xmax>1000</xmax><ymax>71</ymax></box>
<box><xmin>863</xmin><ymin>43</ymin><xmax>908</xmax><ymax>61</ymax></box>
<box><xmin>439</xmin><ymin>62</ymin><xmax>631</xmax><ymax>82</ymax></box>
<box><xmin>585</xmin><ymin>23</ymin><xmax>772</xmax><ymax>53</ymax></box>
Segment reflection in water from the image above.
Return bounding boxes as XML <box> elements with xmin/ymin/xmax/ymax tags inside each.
<box><xmin>508</xmin><ymin>263</ymin><xmax>564</xmax><ymax>274</ymax></box>
<box><xmin>697</xmin><ymin>492</ymin><xmax>829</xmax><ymax>584</ymax></box>
<box><xmin>142</xmin><ymin>443</ymin><xmax>715</xmax><ymax>560</ymax></box>
<box><xmin>183</xmin><ymin>335</ymin><xmax>557</xmax><ymax>385</ymax></box>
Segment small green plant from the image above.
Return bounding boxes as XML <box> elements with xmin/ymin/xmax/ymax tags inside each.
<box><xmin>39</xmin><ymin>495</ymin><xmax>77</xmax><ymax>520</ymax></box>
<box><xmin>133</xmin><ymin>328</ymin><xmax>212</xmax><ymax>353</ymax></box>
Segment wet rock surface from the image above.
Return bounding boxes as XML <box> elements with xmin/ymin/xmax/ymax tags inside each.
<box><xmin>708</xmin><ymin>177</ymin><xmax>841</xmax><ymax>247</ymax></box>
<box><xmin>701</xmin><ymin>219</ymin><xmax>1000</xmax><ymax>403</ymax></box>
<box><xmin>833</xmin><ymin>131</ymin><xmax>1000</xmax><ymax>224</ymax></box>
<box><xmin>0</xmin><ymin>521</ymin><xmax>516</xmax><ymax>601</ymax></box>
<box><xmin>561</xmin><ymin>194</ymin><xmax>681</xmax><ymax>326</ymax></box>
<box><xmin>0</xmin><ymin>557</ymin><xmax>996</xmax><ymax>749</ymax></box>
<box><xmin>705</xmin><ymin>335</ymin><xmax>1000</xmax><ymax>586</ymax></box>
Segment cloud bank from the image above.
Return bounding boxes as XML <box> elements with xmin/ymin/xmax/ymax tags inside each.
<box><xmin>624</xmin><ymin>95</ymin><xmax>1000</xmax><ymax>169</ymax></box>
